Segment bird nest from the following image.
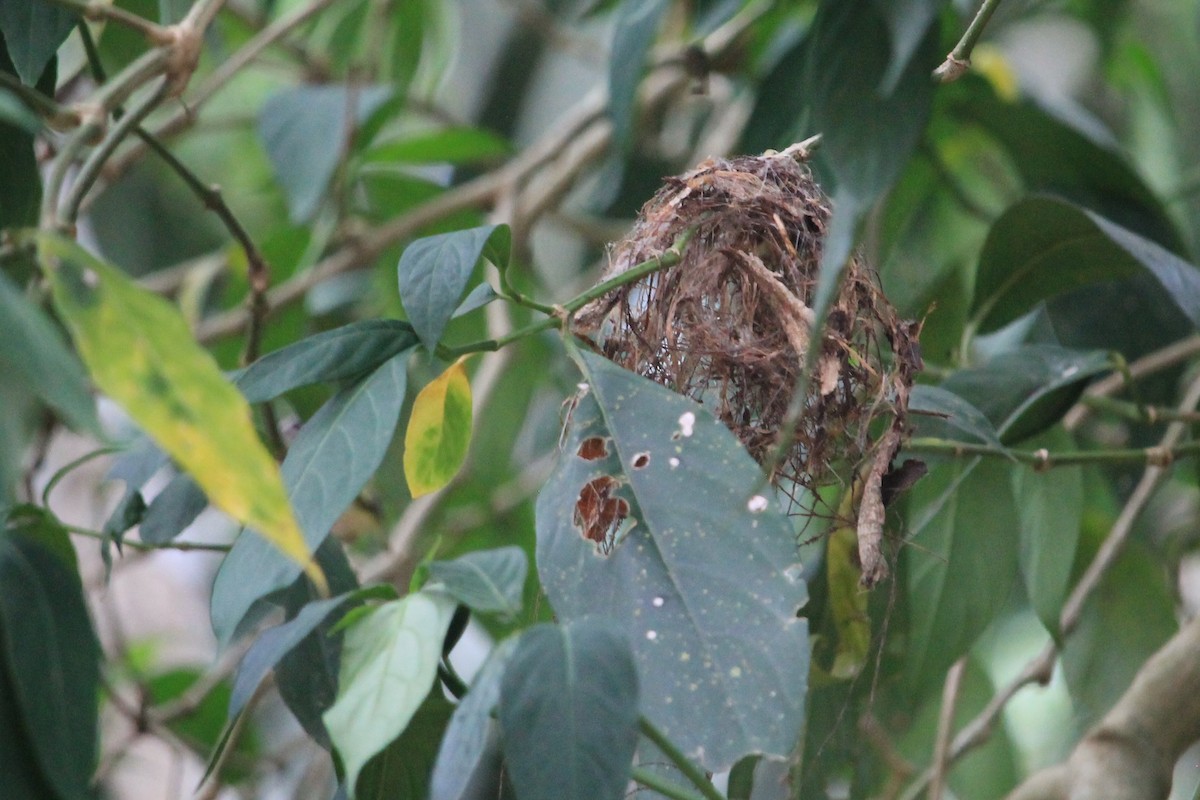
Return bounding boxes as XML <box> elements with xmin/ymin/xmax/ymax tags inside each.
<box><xmin>573</xmin><ymin>145</ymin><xmax>922</xmax><ymax>584</ymax></box>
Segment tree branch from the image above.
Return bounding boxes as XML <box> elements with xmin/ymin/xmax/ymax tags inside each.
<box><xmin>933</xmin><ymin>0</ymin><xmax>1005</xmax><ymax>82</ymax></box>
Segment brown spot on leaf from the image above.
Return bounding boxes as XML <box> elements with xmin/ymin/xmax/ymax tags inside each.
<box><xmin>632</xmin><ymin>452</ymin><xmax>650</xmax><ymax>469</ymax></box>
<box><xmin>573</xmin><ymin>476</ymin><xmax>630</xmax><ymax>554</ymax></box>
<box><xmin>577</xmin><ymin>436</ymin><xmax>609</xmax><ymax>461</ymax></box>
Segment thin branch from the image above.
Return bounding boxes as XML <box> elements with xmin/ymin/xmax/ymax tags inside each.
<box><xmin>934</xmin><ymin>0</ymin><xmax>1005</xmax><ymax>82</ymax></box>
<box><xmin>1078</xmin><ymin>394</ymin><xmax>1200</xmax><ymax>425</ymax></box>
<box><xmin>900</xmin><ymin>369</ymin><xmax>1200</xmax><ymax>799</ymax></box>
<box><xmin>638</xmin><ymin>716</ymin><xmax>725</xmax><ymax>800</ymax></box>
<box><xmin>929</xmin><ymin>658</ymin><xmax>967</xmax><ymax>800</ymax></box>
<box><xmin>0</xmin><ymin>71</ymin><xmax>81</xmax><ymax>128</ymax></box>
<box><xmin>68</xmin><ymin>526</ymin><xmax>232</xmax><ymax>552</ymax></box>
<box><xmin>904</xmin><ymin>437</ymin><xmax>1200</xmax><ymax>469</ymax></box>
<box><xmin>630</xmin><ymin>766</ymin><xmax>708</xmax><ymax>800</ymax></box>
<box><xmin>42</xmin><ymin>0</ymin><xmax>171</xmax><ymax>42</ymax></box>
<box><xmin>1064</xmin><ymin>334</ymin><xmax>1200</xmax><ymax>430</ymax></box>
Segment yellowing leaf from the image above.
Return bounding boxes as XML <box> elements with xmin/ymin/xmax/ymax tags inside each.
<box><xmin>36</xmin><ymin>234</ymin><xmax>325</xmax><ymax>593</ymax></box>
<box><xmin>404</xmin><ymin>359</ymin><xmax>472</xmax><ymax>497</ymax></box>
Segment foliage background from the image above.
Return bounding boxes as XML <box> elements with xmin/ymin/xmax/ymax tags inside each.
<box><xmin>5</xmin><ymin>0</ymin><xmax>1200</xmax><ymax>799</ymax></box>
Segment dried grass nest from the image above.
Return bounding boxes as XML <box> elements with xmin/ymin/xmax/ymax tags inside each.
<box><xmin>573</xmin><ymin>144</ymin><xmax>923</xmax><ymax>585</ymax></box>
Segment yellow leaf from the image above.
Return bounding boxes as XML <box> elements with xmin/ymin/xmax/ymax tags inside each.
<box><xmin>36</xmin><ymin>234</ymin><xmax>326</xmax><ymax>594</ymax></box>
<box><xmin>827</xmin><ymin>481</ymin><xmax>871</xmax><ymax>680</ymax></box>
<box><xmin>404</xmin><ymin>359</ymin><xmax>472</xmax><ymax>497</ymax></box>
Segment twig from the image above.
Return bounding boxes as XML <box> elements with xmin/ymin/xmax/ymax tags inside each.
<box><xmin>929</xmin><ymin>658</ymin><xmax>967</xmax><ymax>800</ymax></box>
<box><xmin>933</xmin><ymin>0</ymin><xmax>1005</xmax><ymax>82</ymax></box>
<box><xmin>42</xmin><ymin>0</ymin><xmax>171</xmax><ymax>42</ymax></box>
<box><xmin>68</xmin><ymin>525</ymin><xmax>231</xmax><ymax>552</ymax></box>
<box><xmin>630</xmin><ymin>766</ymin><xmax>708</xmax><ymax>800</ymax></box>
<box><xmin>1064</xmin><ymin>334</ymin><xmax>1200</xmax><ymax>430</ymax></box>
<box><xmin>194</xmin><ymin>681</ymin><xmax>265</xmax><ymax>800</ymax></box>
<box><xmin>1079</xmin><ymin>394</ymin><xmax>1200</xmax><ymax>425</ymax></box>
<box><xmin>899</xmin><ymin>369</ymin><xmax>1200</xmax><ymax>799</ymax></box>
<box><xmin>0</xmin><ymin>71</ymin><xmax>81</xmax><ymax>128</ymax></box>
<box><xmin>637</xmin><ymin>716</ymin><xmax>725</xmax><ymax>800</ymax></box>
<box><xmin>63</xmin><ymin>77</ymin><xmax>171</xmax><ymax>224</ymax></box>
<box><xmin>904</xmin><ymin>437</ymin><xmax>1200</xmax><ymax>469</ymax></box>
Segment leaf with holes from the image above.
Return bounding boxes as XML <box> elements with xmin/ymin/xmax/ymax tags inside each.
<box><xmin>324</xmin><ymin>589</ymin><xmax>457</xmax><ymax>793</ymax></box>
<box><xmin>397</xmin><ymin>225</ymin><xmax>511</xmax><ymax>352</ymax></box>
<box><xmin>499</xmin><ymin>620</ymin><xmax>639</xmax><ymax>800</ymax></box>
<box><xmin>536</xmin><ymin>349</ymin><xmax>808</xmax><ymax>771</ymax></box>
<box><xmin>404</xmin><ymin>359</ymin><xmax>472</xmax><ymax>497</ymax></box>
<box><xmin>36</xmin><ymin>233</ymin><xmax>326</xmax><ymax>591</ymax></box>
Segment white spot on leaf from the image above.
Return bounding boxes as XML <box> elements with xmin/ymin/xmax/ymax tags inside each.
<box><xmin>677</xmin><ymin>411</ymin><xmax>696</xmax><ymax>437</ymax></box>
<box><xmin>668</xmin><ymin>457</ymin><xmax>680</xmax><ymax>469</ymax></box>
<box><xmin>652</xmin><ymin>596</ymin><xmax>665</xmax><ymax>607</ymax></box>
<box><xmin>747</xmin><ymin>494</ymin><xmax>769</xmax><ymax>513</ymax></box>
<box><xmin>646</xmin><ymin>630</ymin><xmax>658</xmax><ymax>641</ymax></box>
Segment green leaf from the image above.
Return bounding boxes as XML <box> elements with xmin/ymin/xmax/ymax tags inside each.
<box><xmin>363</xmin><ymin>127</ymin><xmax>512</xmax><ymax>166</ymax></box>
<box><xmin>259</xmin><ymin>84</ymin><xmax>392</xmax><ymax>222</ymax></box>
<box><xmin>234</xmin><ymin>319</ymin><xmax>417</xmax><ymax>404</ymax></box>
<box><xmin>139</xmin><ymin>472</ymin><xmax>208</xmax><ymax>544</ymax></box>
<box><xmin>971</xmin><ymin>196</ymin><xmax>1200</xmax><ymax>334</ymax></box>
<box><xmin>0</xmin><ymin>0</ymin><xmax>76</xmax><ymax>84</ymax></box>
<box><xmin>212</xmin><ymin>350</ymin><xmax>409</xmax><ymax>643</ymax></box>
<box><xmin>607</xmin><ymin>0</ymin><xmax>669</xmax><ymax>152</ymax></box>
<box><xmin>451</xmin><ymin>282</ymin><xmax>498</xmax><ymax>319</ymax></box>
<box><xmin>404</xmin><ymin>359</ymin><xmax>472</xmax><ymax>497</ymax></box>
<box><xmin>230</xmin><ymin>584</ymin><xmax>396</xmax><ymax>718</ymax></box>
<box><xmin>426</xmin><ymin>546</ymin><xmax>527</xmax><ymax>620</ymax></box>
<box><xmin>146</xmin><ymin>668</ymin><xmax>254</xmax><ymax>775</ymax></box>
<box><xmin>877</xmin><ymin>0</ymin><xmax>944</xmax><ymax>93</ymax></box>
<box><xmin>0</xmin><ymin>649</ymin><xmax>60</xmax><ymax>799</ymax></box>
<box><xmin>0</xmin><ymin>512</ymin><xmax>99</xmax><ymax>800</ymax></box>
<box><xmin>397</xmin><ymin>224</ymin><xmax>511</xmax><ymax>352</ymax></box>
<box><xmin>429</xmin><ymin>637</ymin><xmax>517</xmax><ymax>800</ymax></box>
<box><xmin>909</xmin><ymin>384</ymin><xmax>1005</xmax><ymax>449</ymax></box>
<box><xmin>498</xmin><ymin>620</ymin><xmax>639</xmax><ymax>800</ymax></box>
<box><xmin>353</xmin><ymin>690</ymin><xmax>454</xmax><ymax>800</ymax></box>
<box><xmin>903</xmin><ymin>459</ymin><xmax>1019</xmax><ymax>698</ymax></box>
<box><xmin>0</xmin><ymin>270</ymin><xmax>101</xmax><ymax>435</ymax></box>
<box><xmin>1011</xmin><ymin>429</ymin><xmax>1081</xmax><ymax>639</ymax></box>
<box><xmin>536</xmin><ymin>350</ymin><xmax>808</xmax><ymax>771</ymax></box>
<box><xmin>0</xmin><ymin>90</ymin><xmax>42</xmax><ymax>133</ymax></box>
<box><xmin>324</xmin><ymin>589</ymin><xmax>458</xmax><ymax>794</ymax></box>
<box><xmin>951</xmin><ymin>78</ymin><xmax>1183</xmax><ymax>252</ymax></box>
<box><xmin>37</xmin><ymin>234</ymin><xmax>325</xmax><ymax>589</ymax></box>
<box><xmin>939</xmin><ymin>345</ymin><xmax>1112</xmax><ymax>444</ymax></box>
<box><xmin>1062</xmin><ymin>544</ymin><xmax>1176</xmax><ymax>728</ymax></box>
<box><xmin>805</xmin><ymin>0</ymin><xmax>936</xmax><ymax>202</ymax></box>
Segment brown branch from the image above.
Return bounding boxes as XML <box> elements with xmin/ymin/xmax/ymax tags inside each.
<box><xmin>929</xmin><ymin>658</ymin><xmax>967</xmax><ymax>800</ymax></box>
<box><xmin>1064</xmin><ymin>334</ymin><xmax>1200</xmax><ymax>431</ymax></box>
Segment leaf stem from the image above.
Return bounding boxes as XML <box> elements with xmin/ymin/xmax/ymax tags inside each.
<box><xmin>934</xmin><ymin>0</ymin><xmax>1004</xmax><ymax>82</ymax></box>
<box><xmin>630</xmin><ymin>766</ymin><xmax>709</xmax><ymax>800</ymax></box>
<box><xmin>637</xmin><ymin>716</ymin><xmax>725</xmax><ymax>800</ymax></box>
<box><xmin>905</xmin><ymin>437</ymin><xmax>1200</xmax><ymax>469</ymax></box>
<box><xmin>67</xmin><ymin>526</ymin><xmax>231</xmax><ymax>552</ymax></box>
<box><xmin>441</xmin><ymin>227</ymin><xmax>697</xmax><ymax>358</ymax></box>
<box><xmin>0</xmin><ymin>71</ymin><xmax>81</xmax><ymax>128</ymax></box>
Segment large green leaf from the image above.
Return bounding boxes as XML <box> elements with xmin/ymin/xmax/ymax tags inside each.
<box><xmin>536</xmin><ymin>350</ymin><xmax>808</xmax><ymax>771</ymax></box>
<box><xmin>938</xmin><ymin>345</ymin><xmax>1112</xmax><ymax>444</ymax></box>
<box><xmin>607</xmin><ymin>0</ymin><xmax>669</xmax><ymax>152</ymax></box>
<box><xmin>212</xmin><ymin>349</ymin><xmax>409</xmax><ymax>643</ymax></box>
<box><xmin>1011</xmin><ymin>430</ymin><xmax>1082</xmax><ymax>640</ymax></box>
<box><xmin>426</xmin><ymin>546</ymin><xmax>527</xmax><ymax>621</ymax></box>
<box><xmin>903</xmin><ymin>459</ymin><xmax>1019</xmax><ymax>699</ymax></box>
<box><xmin>37</xmin><ymin>234</ymin><xmax>324</xmax><ymax>588</ymax></box>
<box><xmin>0</xmin><ymin>271</ymin><xmax>100</xmax><ymax>435</ymax></box>
<box><xmin>234</xmin><ymin>319</ymin><xmax>417</xmax><ymax>403</ymax></box>
<box><xmin>498</xmin><ymin>620</ymin><xmax>639</xmax><ymax>800</ymax></box>
<box><xmin>0</xmin><ymin>647</ymin><xmax>60</xmax><ymax>800</ymax></box>
<box><xmin>0</xmin><ymin>0</ymin><xmax>75</xmax><ymax>84</ymax></box>
<box><xmin>397</xmin><ymin>224</ymin><xmax>510</xmax><ymax>352</ymax></box>
<box><xmin>909</xmin><ymin>383</ymin><xmax>1004</xmax><ymax>449</ymax></box>
<box><xmin>0</xmin><ymin>509</ymin><xmax>99</xmax><ymax>800</ymax></box>
<box><xmin>429</xmin><ymin>637</ymin><xmax>517</xmax><ymax>800</ymax></box>
<box><xmin>971</xmin><ymin>196</ymin><xmax>1200</xmax><ymax>334</ymax></box>
<box><xmin>952</xmin><ymin>79</ymin><xmax>1183</xmax><ymax>251</ymax></box>
<box><xmin>259</xmin><ymin>84</ymin><xmax>392</xmax><ymax>222</ymax></box>
<box><xmin>324</xmin><ymin>589</ymin><xmax>457</xmax><ymax>794</ymax></box>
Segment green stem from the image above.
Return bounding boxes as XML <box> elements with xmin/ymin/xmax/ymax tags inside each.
<box><xmin>1081</xmin><ymin>394</ymin><xmax>1200</xmax><ymax>425</ymax></box>
<box><xmin>638</xmin><ymin>716</ymin><xmax>725</xmax><ymax>800</ymax></box>
<box><xmin>905</xmin><ymin>437</ymin><xmax>1200</xmax><ymax>469</ymax></box>
<box><xmin>630</xmin><ymin>766</ymin><xmax>709</xmax><ymax>800</ymax></box>
<box><xmin>0</xmin><ymin>71</ymin><xmax>80</xmax><ymax>128</ymax></box>
<box><xmin>42</xmin><ymin>446</ymin><xmax>125</xmax><ymax>507</ymax></box>
<box><xmin>67</xmin><ymin>526</ymin><xmax>231</xmax><ymax>552</ymax></box>
<box><xmin>933</xmin><ymin>0</ymin><xmax>1004</xmax><ymax>82</ymax></box>
<box><xmin>441</xmin><ymin>227</ymin><xmax>696</xmax><ymax>358</ymax></box>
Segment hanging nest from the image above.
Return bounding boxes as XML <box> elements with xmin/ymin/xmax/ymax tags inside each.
<box><xmin>572</xmin><ymin>142</ymin><xmax>923</xmax><ymax>585</ymax></box>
